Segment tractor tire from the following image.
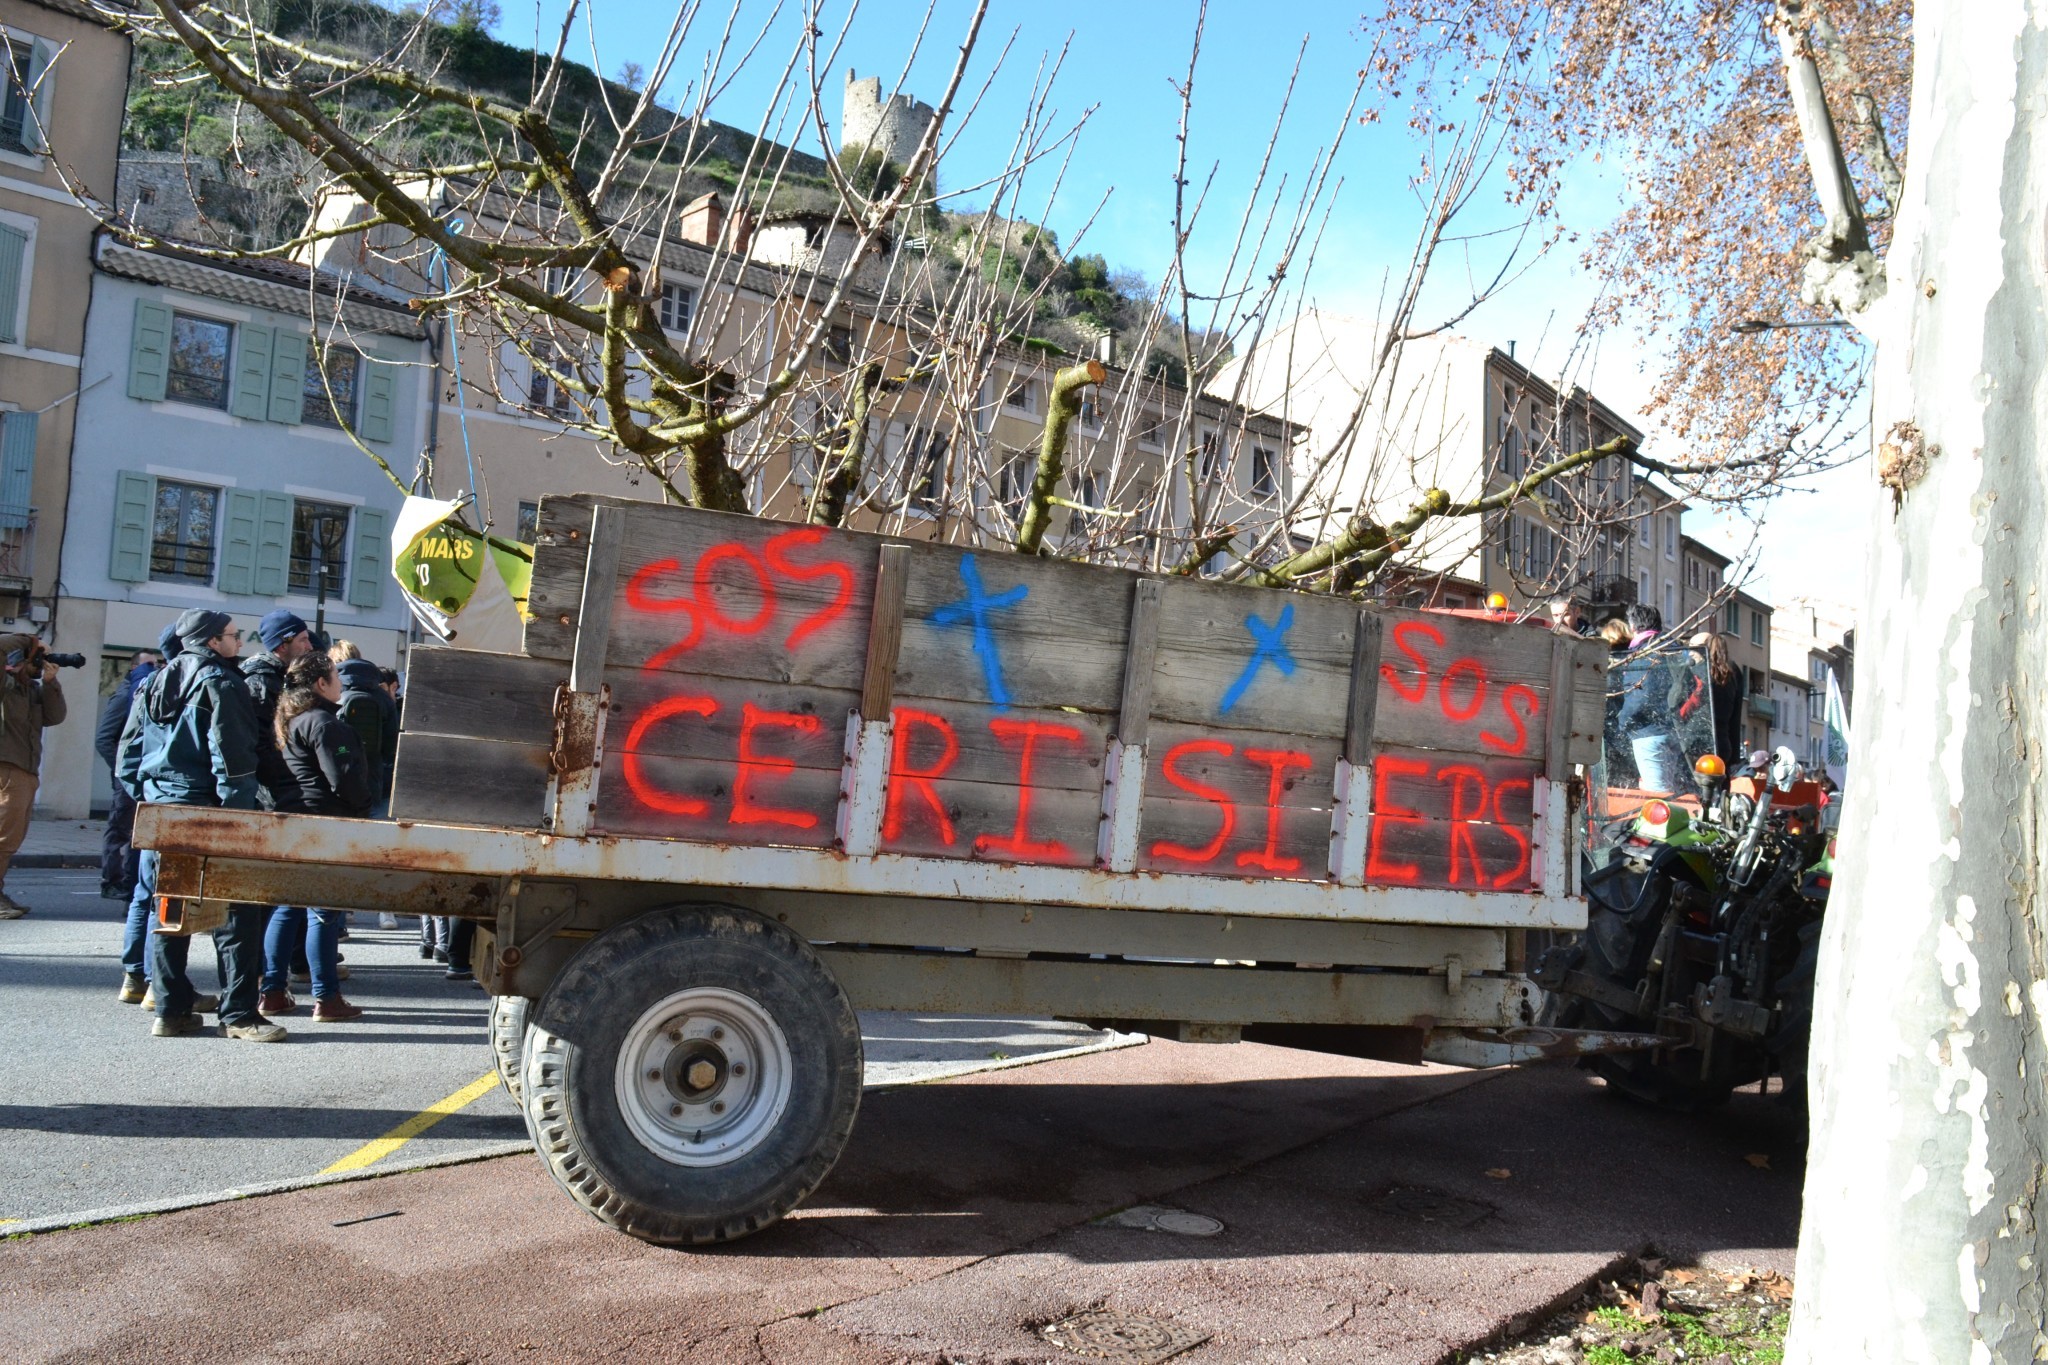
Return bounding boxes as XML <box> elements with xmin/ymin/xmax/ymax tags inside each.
<box><xmin>519</xmin><ymin>902</ymin><xmax>863</xmax><ymax>1246</ymax></box>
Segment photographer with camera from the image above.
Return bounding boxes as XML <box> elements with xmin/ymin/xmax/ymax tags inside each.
<box><xmin>0</xmin><ymin>632</ymin><xmax>72</xmax><ymax>920</ymax></box>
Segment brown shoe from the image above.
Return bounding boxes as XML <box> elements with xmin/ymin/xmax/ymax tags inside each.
<box><xmin>259</xmin><ymin>989</ymin><xmax>298</xmax><ymax>1016</ymax></box>
<box><xmin>312</xmin><ymin>997</ymin><xmax>364</xmax><ymax>1022</ymax></box>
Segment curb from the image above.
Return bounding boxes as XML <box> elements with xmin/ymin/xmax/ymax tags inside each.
<box><xmin>2</xmin><ymin>1141</ymin><xmax>536</xmax><ymax>1239</ymax></box>
<box><xmin>13</xmin><ymin>854</ymin><xmax>100</xmax><ymax>869</ymax></box>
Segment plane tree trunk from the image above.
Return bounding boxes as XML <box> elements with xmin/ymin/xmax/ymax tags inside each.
<box><xmin>1788</xmin><ymin>2</ymin><xmax>2048</xmax><ymax>1359</ymax></box>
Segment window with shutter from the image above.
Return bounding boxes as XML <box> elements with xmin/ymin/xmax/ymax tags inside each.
<box><xmin>0</xmin><ymin>222</ymin><xmax>25</xmax><ymax>345</ymax></box>
<box><xmin>230</xmin><ymin>325</ymin><xmax>274</xmax><ymax>420</ymax></box>
<box><xmin>253</xmin><ymin>492</ymin><xmax>291</xmax><ymax>596</ymax></box>
<box><xmin>360</xmin><ymin>358</ymin><xmax>396</xmax><ymax>442</ymax></box>
<box><xmin>215</xmin><ymin>488</ymin><xmax>258</xmax><ymax>593</ymax></box>
<box><xmin>347</xmin><ymin>506</ymin><xmax>388</xmax><ymax>608</ymax></box>
<box><xmin>128</xmin><ymin>300</ymin><xmax>172</xmax><ymax>402</ymax></box>
<box><xmin>165</xmin><ymin>312</ymin><xmax>232</xmax><ymax>409</ymax></box>
<box><xmin>290</xmin><ymin>499</ymin><xmax>352</xmax><ymax>598</ymax></box>
<box><xmin>0</xmin><ymin>409</ymin><xmax>34</xmax><ymax>530</ymax></box>
<box><xmin>268</xmin><ymin>332</ymin><xmax>307</xmax><ymax>424</ymax></box>
<box><xmin>110</xmin><ymin>471</ymin><xmax>156</xmax><ymax>582</ymax></box>
<box><xmin>0</xmin><ymin>39</ymin><xmax>34</xmax><ymax>155</ymax></box>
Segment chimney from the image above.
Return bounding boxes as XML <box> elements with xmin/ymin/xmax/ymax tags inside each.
<box><xmin>678</xmin><ymin>191</ymin><xmax>725</xmax><ymax>247</ymax></box>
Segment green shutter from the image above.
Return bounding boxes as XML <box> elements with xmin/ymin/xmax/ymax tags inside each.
<box><xmin>0</xmin><ymin>410</ymin><xmax>35</xmax><ymax>530</ymax></box>
<box><xmin>110</xmin><ymin>471</ymin><xmax>155</xmax><ymax>582</ymax></box>
<box><xmin>128</xmin><ymin>300</ymin><xmax>171</xmax><ymax>402</ymax></box>
<box><xmin>218</xmin><ymin>489</ymin><xmax>260</xmax><ymax>595</ymax></box>
<box><xmin>348</xmin><ymin>505</ymin><xmax>387</xmax><ymax>608</ymax></box>
<box><xmin>269</xmin><ymin>332</ymin><xmax>306</xmax><ymax>425</ymax></box>
<box><xmin>231</xmin><ymin>325</ymin><xmax>273</xmax><ymax>420</ymax></box>
<box><xmin>26</xmin><ymin>41</ymin><xmax>53</xmax><ymax>153</ymax></box>
<box><xmin>0</xmin><ymin>225</ymin><xmax>25</xmax><ymax>346</ymax></box>
<box><xmin>360</xmin><ymin>359</ymin><xmax>396</xmax><ymax>443</ymax></box>
<box><xmin>254</xmin><ymin>491</ymin><xmax>292</xmax><ymax>596</ymax></box>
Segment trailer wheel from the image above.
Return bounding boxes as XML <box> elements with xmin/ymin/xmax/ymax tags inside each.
<box><xmin>489</xmin><ymin>994</ymin><xmax>531</xmax><ymax>1105</ymax></box>
<box><xmin>520</xmin><ymin>903</ymin><xmax>863</xmax><ymax>1246</ymax></box>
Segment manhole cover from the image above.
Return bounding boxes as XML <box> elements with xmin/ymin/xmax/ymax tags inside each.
<box><xmin>1041</xmin><ymin>1311</ymin><xmax>1210</xmax><ymax>1363</ymax></box>
<box><xmin>1091</xmin><ymin>1204</ymin><xmax>1225</xmax><ymax>1236</ymax></box>
<box><xmin>1377</xmin><ymin>1186</ymin><xmax>1493</xmax><ymax>1227</ymax></box>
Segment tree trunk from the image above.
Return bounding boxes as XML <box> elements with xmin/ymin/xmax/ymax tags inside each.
<box><xmin>1788</xmin><ymin>3</ymin><xmax>2047</xmax><ymax>1360</ymax></box>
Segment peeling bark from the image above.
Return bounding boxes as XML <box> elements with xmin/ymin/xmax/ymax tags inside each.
<box><xmin>1788</xmin><ymin>3</ymin><xmax>2048</xmax><ymax>1359</ymax></box>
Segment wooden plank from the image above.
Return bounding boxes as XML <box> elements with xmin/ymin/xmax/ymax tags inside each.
<box><xmin>1370</xmin><ymin>611</ymin><xmax>1559</xmax><ymax>764</ymax></box>
<box><xmin>877</xmin><ymin>773</ymin><xmax>1103</xmax><ymax>868</ymax></box>
<box><xmin>401</xmin><ymin>648</ymin><xmax>565</xmax><ymax>742</ymax></box>
<box><xmin>389</xmin><ymin>731</ymin><xmax>552</xmax><ymax>830</ymax></box>
<box><xmin>1150</xmin><ymin>578</ymin><xmax>1357</xmax><ymax>738</ymax></box>
<box><xmin>1366</xmin><ymin>746</ymin><xmax>1541</xmax><ymax>825</ymax></box>
<box><xmin>1345</xmin><ymin>610</ymin><xmax>1384</xmax><ymax>767</ymax></box>
<box><xmin>1136</xmin><ymin>794</ymin><xmax>1332</xmax><ymax>880</ymax></box>
<box><xmin>539</xmin><ymin>498</ymin><xmax>882</xmax><ymax>690</ymax></box>
<box><xmin>1141</xmin><ymin>721</ymin><xmax>1340</xmax><ymax>811</ymax></box>
<box><xmin>861</xmin><ymin>544</ymin><xmax>911</xmax><ymax>718</ymax></box>
<box><xmin>569</xmin><ymin>504</ymin><xmax>627</xmax><ymax>692</ymax></box>
<box><xmin>1116</xmin><ymin>578</ymin><xmax>1164</xmax><ymax>746</ymax></box>
<box><xmin>886</xmin><ymin>697</ymin><xmax>1110</xmax><ymax>793</ymax></box>
<box><xmin>1544</xmin><ymin>634</ymin><xmax>1574</xmax><ymax>782</ymax></box>
<box><xmin>592</xmin><ymin>748</ymin><xmax>842</xmax><ymax>848</ymax></box>
<box><xmin>1364</xmin><ymin>811</ymin><xmax>1538</xmax><ymax>892</ymax></box>
<box><xmin>523</xmin><ymin>493</ymin><xmax>601</xmax><ymax>657</ymax></box>
<box><xmin>894</xmin><ymin>544</ymin><xmax>1131</xmax><ymax>712</ymax></box>
<box><xmin>605</xmin><ymin>672</ymin><xmax>855</xmax><ymax>769</ymax></box>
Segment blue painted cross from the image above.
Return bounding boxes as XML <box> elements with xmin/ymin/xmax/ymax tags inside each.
<box><xmin>931</xmin><ymin>555</ymin><xmax>1029</xmax><ymax>709</ymax></box>
<box><xmin>1218</xmin><ymin>603</ymin><xmax>1297</xmax><ymax>714</ymax></box>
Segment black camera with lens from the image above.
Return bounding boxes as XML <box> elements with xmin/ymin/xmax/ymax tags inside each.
<box><xmin>44</xmin><ymin>652</ymin><xmax>88</xmax><ymax>669</ymax></box>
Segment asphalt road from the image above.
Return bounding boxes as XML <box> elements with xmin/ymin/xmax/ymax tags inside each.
<box><xmin>0</xmin><ymin>868</ymin><xmax>1130</xmax><ymax>1227</ymax></box>
<box><xmin>0</xmin><ymin>1037</ymin><xmax>1809</xmax><ymax>1364</ymax></box>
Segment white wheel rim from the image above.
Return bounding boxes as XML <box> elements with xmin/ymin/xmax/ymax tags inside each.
<box><xmin>614</xmin><ymin>986</ymin><xmax>794</xmax><ymax>1168</ymax></box>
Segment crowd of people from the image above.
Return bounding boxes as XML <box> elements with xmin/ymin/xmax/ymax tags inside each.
<box><xmin>0</xmin><ymin>608</ymin><xmax>465</xmax><ymax>1042</ymax></box>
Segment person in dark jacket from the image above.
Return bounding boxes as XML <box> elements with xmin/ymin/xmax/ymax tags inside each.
<box><xmin>95</xmin><ymin>649</ymin><xmax>162</xmax><ymax>902</ymax></box>
<box><xmin>257</xmin><ymin>654</ymin><xmax>368</xmax><ymax>1022</ymax></box>
<box><xmin>116</xmin><ymin>609</ymin><xmax>285</xmax><ymax>1042</ymax></box>
<box><xmin>330</xmin><ymin>641</ymin><xmax>399</xmax><ymax>805</ymax></box>
<box><xmin>241</xmin><ymin>610</ymin><xmax>317</xmax><ymax>806</ymax></box>
<box><xmin>1693</xmin><ymin>631</ymin><xmax>1749</xmax><ymax>768</ymax></box>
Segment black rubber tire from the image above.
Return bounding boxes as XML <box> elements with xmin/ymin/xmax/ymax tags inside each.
<box><xmin>1559</xmin><ymin>875</ymin><xmax>1738</xmax><ymax>1111</ymax></box>
<box><xmin>489</xmin><ymin>994</ymin><xmax>531</xmax><ymax>1106</ymax></box>
<box><xmin>519</xmin><ymin>902</ymin><xmax>863</xmax><ymax>1246</ymax></box>
<box><xmin>1768</xmin><ymin>921</ymin><xmax>1822</xmax><ymax>1111</ymax></box>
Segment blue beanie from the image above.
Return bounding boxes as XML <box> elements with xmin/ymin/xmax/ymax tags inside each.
<box><xmin>257</xmin><ymin>609</ymin><xmax>310</xmax><ymax>652</ymax></box>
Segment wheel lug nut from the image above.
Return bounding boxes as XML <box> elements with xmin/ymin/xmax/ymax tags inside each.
<box><xmin>710</xmin><ymin>1101</ymin><xmax>726</xmax><ymax>1114</ymax></box>
<box><xmin>647</xmin><ymin>1069</ymin><xmax>662</xmax><ymax>1081</ymax></box>
<box><xmin>666</xmin><ymin>1031</ymin><xmax>681</xmax><ymax>1043</ymax></box>
<box><xmin>670</xmin><ymin>1104</ymin><xmax>683</xmax><ymax>1116</ymax></box>
<box><xmin>710</xmin><ymin>1027</ymin><xmax>725</xmax><ymax>1041</ymax></box>
<box><xmin>731</xmin><ymin>1062</ymin><xmax>746</xmax><ymax>1077</ymax></box>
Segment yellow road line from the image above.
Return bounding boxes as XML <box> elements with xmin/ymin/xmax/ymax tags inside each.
<box><xmin>321</xmin><ymin>1071</ymin><xmax>501</xmax><ymax>1175</ymax></box>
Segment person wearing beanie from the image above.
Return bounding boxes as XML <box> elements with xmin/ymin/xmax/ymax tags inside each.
<box><xmin>116</xmin><ymin>610</ymin><xmax>285</xmax><ymax>1042</ymax></box>
<box><xmin>0</xmin><ymin>631</ymin><xmax>66</xmax><ymax>920</ymax></box>
<box><xmin>242</xmin><ymin>610</ymin><xmax>313</xmax><ymax>805</ymax></box>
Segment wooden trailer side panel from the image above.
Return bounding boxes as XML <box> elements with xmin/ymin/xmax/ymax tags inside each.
<box><xmin>396</xmin><ymin>495</ymin><xmax>1608</xmax><ymax>904</ymax></box>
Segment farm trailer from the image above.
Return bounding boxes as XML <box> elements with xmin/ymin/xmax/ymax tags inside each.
<box><xmin>137</xmin><ymin>494</ymin><xmax>1628</xmax><ymax>1246</ymax></box>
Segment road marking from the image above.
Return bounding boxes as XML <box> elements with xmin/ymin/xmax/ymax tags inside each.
<box><xmin>320</xmin><ymin>1072</ymin><xmax>502</xmax><ymax>1175</ymax></box>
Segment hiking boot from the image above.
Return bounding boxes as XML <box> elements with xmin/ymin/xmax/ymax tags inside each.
<box><xmin>143</xmin><ymin>988</ymin><xmax>218</xmax><ymax>1012</ymax></box>
<box><xmin>312</xmin><ymin>997</ymin><xmax>364</xmax><ymax>1022</ymax></box>
<box><xmin>258</xmin><ymin>989</ymin><xmax>297</xmax><ymax>1016</ymax></box>
<box><xmin>418</xmin><ymin>943</ymin><xmax>436</xmax><ymax>960</ymax></box>
<box><xmin>222</xmin><ymin>1019</ymin><xmax>288</xmax><ymax>1043</ymax></box>
<box><xmin>378</xmin><ymin>913</ymin><xmax>400</xmax><ymax>930</ymax></box>
<box><xmin>0</xmin><ymin>893</ymin><xmax>28</xmax><ymax>920</ymax></box>
<box><xmin>118</xmin><ymin>973</ymin><xmax>148</xmax><ymax>1004</ymax></box>
<box><xmin>445</xmin><ymin>966</ymin><xmax>475</xmax><ymax>983</ymax></box>
<box><xmin>152</xmin><ymin>1012</ymin><xmax>206</xmax><ymax>1038</ymax></box>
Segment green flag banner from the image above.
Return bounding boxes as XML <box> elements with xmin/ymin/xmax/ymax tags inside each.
<box><xmin>392</xmin><ymin>496</ymin><xmax>532</xmax><ymax>653</ymax></box>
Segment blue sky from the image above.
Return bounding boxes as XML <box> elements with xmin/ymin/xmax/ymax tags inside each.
<box><xmin>513</xmin><ymin>0</ymin><xmax>1869</xmax><ymax>611</ymax></box>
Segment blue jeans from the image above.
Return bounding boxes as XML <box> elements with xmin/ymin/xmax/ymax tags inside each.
<box><xmin>263</xmin><ymin>905</ymin><xmax>346</xmax><ymax>999</ymax></box>
<box><xmin>121</xmin><ymin>850</ymin><xmax>157</xmax><ymax>976</ymax></box>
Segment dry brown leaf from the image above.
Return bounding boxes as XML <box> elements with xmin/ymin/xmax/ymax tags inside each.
<box><xmin>1744</xmin><ymin>1153</ymin><xmax>1772</xmax><ymax>1169</ymax></box>
<box><xmin>1667</xmin><ymin>1268</ymin><xmax>1702</xmax><ymax>1284</ymax></box>
<box><xmin>1484</xmin><ymin>1167</ymin><xmax>1512</xmax><ymax>1180</ymax></box>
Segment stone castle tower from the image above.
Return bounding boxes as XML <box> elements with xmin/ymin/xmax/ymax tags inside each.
<box><xmin>840</xmin><ymin>68</ymin><xmax>936</xmax><ymax>168</ymax></box>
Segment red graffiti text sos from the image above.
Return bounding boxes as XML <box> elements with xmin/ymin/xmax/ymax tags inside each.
<box><xmin>1380</xmin><ymin>622</ymin><xmax>1542</xmax><ymax>756</ymax></box>
<box><xmin>625</xmin><ymin>527</ymin><xmax>856</xmax><ymax>671</ymax></box>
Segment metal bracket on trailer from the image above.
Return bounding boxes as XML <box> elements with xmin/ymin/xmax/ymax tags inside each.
<box><xmin>1420</xmin><ymin>1025</ymin><xmax>1664</xmax><ymax>1068</ymax></box>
